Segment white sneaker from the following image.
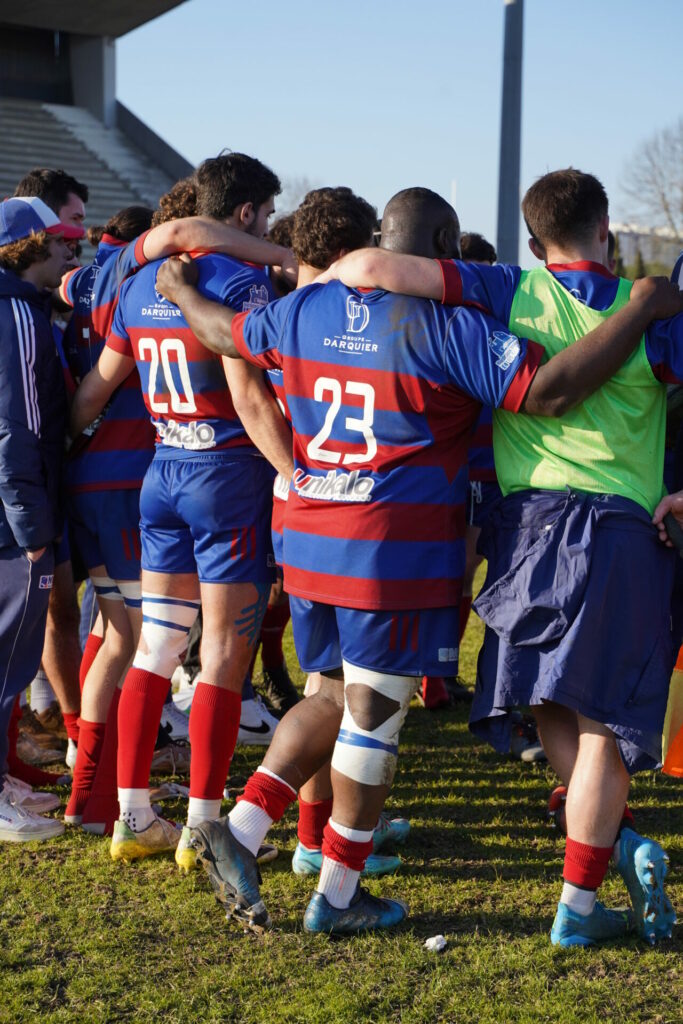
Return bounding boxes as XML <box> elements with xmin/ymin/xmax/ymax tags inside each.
<box><xmin>65</xmin><ymin>738</ymin><xmax>78</xmax><ymax>770</ymax></box>
<box><xmin>0</xmin><ymin>788</ymin><xmax>64</xmax><ymax>842</ymax></box>
<box><xmin>237</xmin><ymin>696</ymin><xmax>279</xmax><ymax>746</ymax></box>
<box><xmin>172</xmin><ymin>686</ymin><xmax>193</xmax><ymax>716</ymax></box>
<box><xmin>3</xmin><ymin>775</ymin><xmax>60</xmax><ymax>813</ymax></box>
<box><xmin>160</xmin><ymin>701</ymin><xmax>191</xmax><ymax>741</ymax></box>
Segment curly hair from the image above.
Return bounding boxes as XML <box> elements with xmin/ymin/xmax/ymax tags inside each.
<box><xmin>0</xmin><ymin>231</ymin><xmax>52</xmax><ymax>274</ymax></box>
<box><xmin>152</xmin><ymin>177</ymin><xmax>198</xmax><ymax>227</ymax></box>
<box><xmin>291</xmin><ymin>187</ymin><xmax>377</xmax><ymax>270</ymax></box>
<box><xmin>460</xmin><ymin>232</ymin><xmax>497</xmax><ymax>264</ymax></box>
<box><xmin>268</xmin><ymin>213</ymin><xmax>295</xmax><ymax>249</ymax></box>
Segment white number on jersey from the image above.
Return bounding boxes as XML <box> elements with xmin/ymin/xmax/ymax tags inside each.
<box><xmin>138</xmin><ymin>337</ymin><xmax>197</xmax><ymax>414</ymax></box>
<box><xmin>306</xmin><ymin>376</ymin><xmax>377</xmax><ymax>466</ymax></box>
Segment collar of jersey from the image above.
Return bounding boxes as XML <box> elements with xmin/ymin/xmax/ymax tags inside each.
<box><xmin>546</xmin><ymin>260</ymin><xmax>615</xmax><ymax>279</ymax></box>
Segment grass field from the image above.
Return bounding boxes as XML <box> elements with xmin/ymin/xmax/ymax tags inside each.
<box><xmin>1</xmin><ymin>607</ymin><xmax>681</xmax><ymax>1024</ymax></box>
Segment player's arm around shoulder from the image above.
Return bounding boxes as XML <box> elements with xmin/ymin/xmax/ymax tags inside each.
<box><xmin>156</xmin><ymin>255</ymin><xmax>239</xmax><ymax>357</ymax></box>
<box><xmin>318</xmin><ymin>248</ymin><xmax>443</xmax><ymax>298</ymax></box>
<box><xmin>522</xmin><ymin>276</ymin><xmax>683</xmax><ymax>417</ymax></box>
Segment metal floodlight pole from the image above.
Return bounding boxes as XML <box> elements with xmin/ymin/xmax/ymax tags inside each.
<box><xmin>496</xmin><ymin>0</ymin><xmax>524</xmax><ymax>264</ymax></box>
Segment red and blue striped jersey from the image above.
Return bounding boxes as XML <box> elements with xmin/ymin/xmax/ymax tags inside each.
<box><xmin>467</xmin><ymin>406</ymin><xmax>497</xmax><ymax>484</ymax></box>
<box><xmin>60</xmin><ymin>233</ymin><xmax>155</xmax><ymax>492</ymax></box>
<box><xmin>233</xmin><ymin>282</ymin><xmax>542</xmax><ymax>610</ymax></box>
<box><xmin>440</xmin><ymin>258</ymin><xmax>683</xmax><ymax>383</ymax></box>
<box><xmin>265</xmin><ymin>364</ymin><xmax>291</xmax><ymax>565</ymax></box>
<box><xmin>107</xmin><ymin>253</ymin><xmax>277</xmax><ymax>458</ymax></box>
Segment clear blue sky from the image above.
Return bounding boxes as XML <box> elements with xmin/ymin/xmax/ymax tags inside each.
<box><xmin>118</xmin><ymin>0</ymin><xmax>682</xmax><ymax>266</ymax></box>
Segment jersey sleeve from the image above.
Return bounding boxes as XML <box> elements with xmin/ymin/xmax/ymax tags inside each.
<box><xmin>442</xmin><ymin>306</ymin><xmax>543</xmax><ymax>411</ymax></box>
<box><xmin>112</xmin><ymin>230</ymin><xmax>152</xmax><ymax>287</ymax></box>
<box><xmin>438</xmin><ymin>260</ymin><xmax>521</xmax><ymax>322</ymax></box>
<box><xmin>232</xmin><ymin>300</ymin><xmax>289</xmax><ymax>371</ymax></box>
<box><xmin>212</xmin><ymin>262</ymin><xmax>276</xmax><ymax>313</ymax></box>
<box><xmin>58</xmin><ymin>267</ymin><xmax>85</xmax><ymax>309</ymax></box>
<box><xmin>105</xmin><ymin>282</ymin><xmax>134</xmax><ymax>358</ymax></box>
<box><xmin>644</xmin><ymin>314</ymin><xmax>683</xmax><ymax>383</ymax></box>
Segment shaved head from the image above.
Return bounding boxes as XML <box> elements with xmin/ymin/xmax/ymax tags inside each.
<box><xmin>380</xmin><ymin>187</ymin><xmax>460</xmax><ymax>259</ymax></box>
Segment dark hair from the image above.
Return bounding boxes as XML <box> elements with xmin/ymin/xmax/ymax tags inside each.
<box><xmin>195</xmin><ymin>152</ymin><xmax>281</xmax><ymax>220</ymax></box>
<box><xmin>268</xmin><ymin>213</ymin><xmax>295</xmax><ymax>249</ymax></box>
<box><xmin>607</xmin><ymin>229</ymin><xmax>616</xmax><ymax>261</ymax></box>
<box><xmin>291</xmin><ymin>188</ymin><xmax>377</xmax><ymax>270</ymax></box>
<box><xmin>152</xmin><ymin>177</ymin><xmax>197</xmax><ymax>227</ymax></box>
<box><xmin>0</xmin><ymin>231</ymin><xmax>52</xmax><ymax>273</ymax></box>
<box><xmin>88</xmin><ymin>205</ymin><xmax>155</xmax><ymax>247</ymax></box>
<box><xmin>14</xmin><ymin>168</ymin><xmax>89</xmax><ymax>211</ymax></box>
<box><xmin>522</xmin><ymin>169</ymin><xmax>608</xmax><ymax>249</ymax></box>
<box><xmin>460</xmin><ymin>232</ymin><xmax>497</xmax><ymax>264</ymax></box>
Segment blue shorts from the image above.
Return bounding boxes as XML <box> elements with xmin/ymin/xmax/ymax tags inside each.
<box><xmin>467</xmin><ymin>480</ymin><xmax>502</xmax><ymax>529</ymax></box>
<box><xmin>69</xmin><ymin>489</ymin><xmax>142</xmax><ymax>581</ymax></box>
<box><xmin>471</xmin><ymin>489</ymin><xmax>676</xmax><ymax>774</ymax></box>
<box><xmin>289</xmin><ymin>596</ymin><xmax>459</xmax><ymax>676</ymax></box>
<box><xmin>140</xmin><ymin>453</ymin><xmax>275</xmax><ymax>585</ymax></box>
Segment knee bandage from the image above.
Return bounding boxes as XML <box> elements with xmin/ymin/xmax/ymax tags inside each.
<box><xmin>330</xmin><ymin>661</ymin><xmax>419</xmax><ymax>787</ymax></box>
<box><xmin>117</xmin><ymin>579</ymin><xmax>142</xmax><ymax>609</ymax></box>
<box><xmin>133</xmin><ymin>592</ymin><xmax>200</xmax><ymax>677</ymax></box>
<box><xmin>91</xmin><ymin>575</ymin><xmax>123</xmax><ymax>603</ymax></box>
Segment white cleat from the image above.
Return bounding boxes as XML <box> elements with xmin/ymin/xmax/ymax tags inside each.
<box><xmin>160</xmin><ymin>701</ymin><xmax>191</xmax><ymax>742</ymax></box>
<box><xmin>237</xmin><ymin>697</ymin><xmax>278</xmax><ymax>746</ymax></box>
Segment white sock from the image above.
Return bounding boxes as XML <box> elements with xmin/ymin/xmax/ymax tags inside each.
<box><xmin>118</xmin><ymin>787</ymin><xmax>154</xmax><ymax>832</ymax></box>
<box><xmin>30</xmin><ymin>670</ymin><xmax>55</xmax><ymax>714</ymax></box>
<box><xmin>317</xmin><ymin>819</ymin><xmax>373</xmax><ymax>910</ymax></box>
<box><xmin>560</xmin><ymin>881</ymin><xmax>597</xmax><ymax>916</ymax></box>
<box><xmin>187</xmin><ymin>797</ymin><xmax>222</xmax><ymax>828</ymax></box>
<box><xmin>228</xmin><ymin>800</ymin><xmax>273</xmax><ymax>857</ymax></box>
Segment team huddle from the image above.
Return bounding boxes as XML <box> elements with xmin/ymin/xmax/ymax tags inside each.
<box><xmin>0</xmin><ymin>153</ymin><xmax>682</xmax><ymax>947</ymax></box>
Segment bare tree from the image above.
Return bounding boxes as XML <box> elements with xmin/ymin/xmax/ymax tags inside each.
<box><xmin>621</xmin><ymin>118</ymin><xmax>683</xmax><ymax>242</ymax></box>
<box><xmin>277</xmin><ymin>176</ymin><xmax>320</xmax><ymax>214</ymax></box>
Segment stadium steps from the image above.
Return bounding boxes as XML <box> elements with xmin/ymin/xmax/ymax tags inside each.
<box><xmin>0</xmin><ymin>97</ymin><xmax>177</xmax><ymax>255</ymax></box>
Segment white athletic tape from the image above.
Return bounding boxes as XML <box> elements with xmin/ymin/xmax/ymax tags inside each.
<box><xmin>91</xmin><ymin>575</ymin><xmax>123</xmax><ymax>602</ymax></box>
<box><xmin>117</xmin><ymin>579</ymin><xmax>142</xmax><ymax>607</ymax></box>
<box><xmin>330</xmin><ymin>662</ymin><xmax>419</xmax><ymax>787</ymax></box>
<box><xmin>132</xmin><ymin>594</ymin><xmax>200</xmax><ymax>676</ymax></box>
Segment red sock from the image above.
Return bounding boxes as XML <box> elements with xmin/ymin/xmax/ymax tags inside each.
<box><xmin>620</xmin><ymin>805</ymin><xmax>635</xmax><ymax>830</ymax></box>
<box><xmin>65</xmin><ymin>720</ymin><xmax>105</xmax><ymax>818</ymax></box>
<box><xmin>260</xmin><ymin>603</ymin><xmax>291</xmax><ymax>671</ymax></box>
<box><xmin>117</xmin><ymin>668</ymin><xmax>170</xmax><ymax>789</ymax></box>
<box><xmin>563</xmin><ymin>837</ymin><xmax>613</xmax><ymax>890</ymax></box>
<box><xmin>322</xmin><ymin>820</ymin><xmax>373</xmax><ymax>871</ymax></box>
<box><xmin>79</xmin><ymin>633</ymin><xmax>104</xmax><ymax>692</ymax></box>
<box><xmin>188</xmin><ymin>683</ymin><xmax>241</xmax><ymax>799</ymax></box>
<box><xmin>458</xmin><ymin>595</ymin><xmax>473</xmax><ymax>642</ymax></box>
<box><xmin>62</xmin><ymin>711</ymin><xmax>80</xmax><ymax>743</ymax></box>
<box><xmin>82</xmin><ymin>687</ymin><xmax>121</xmax><ymax>831</ymax></box>
<box><xmin>298</xmin><ymin>796</ymin><xmax>333</xmax><ymax>850</ymax></box>
<box><xmin>236</xmin><ymin>768</ymin><xmax>296</xmax><ymax>821</ymax></box>
<box><xmin>7</xmin><ymin>697</ymin><xmax>63</xmax><ymax>786</ymax></box>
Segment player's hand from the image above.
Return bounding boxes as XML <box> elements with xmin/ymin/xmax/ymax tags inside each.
<box><xmin>652</xmin><ymin>491</ymin><xmax>683</xmax><ymax>547</ymax></box>
<box><xmin>156</xmin><ymin>254</ymin><xmax>199</xmax><ymax>305</ymax></box>
<box><xmin>630</xmin><ymin>276</ymin><xmax>683</xmax><ymax>320</ymax></box>
<box><xmin>25</xmin><ymin>546</ymin><xmax>47</xmax><ymax>563</ymax></box>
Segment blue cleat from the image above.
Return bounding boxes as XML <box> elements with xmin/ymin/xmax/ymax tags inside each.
<box><xmin>292</xmin><ymin>842</ymin><xmax>401</xmax><ymax>877</ymax></box>
<box><xmin>373</xmin><ymin>812</ymin><xmax>410</xmax><ymax>853</ymax></box>
<box><xmin>616</xmin><ymin>828</ymin><xmax>677</xmax><ymax>944</ymax></box>
<box><xmin>303</xmin><ymin>885</ymin><xmax>408</xmax><ymax>935</ymax></box>
<box><xmin>550</xmin><ymin>900</ymin><xmax>633</xmax><ymax>947</ymax></box>
<box><xmin>190</xmin><ymin>817</ymin><xmax>271</xmax><ymax>933</ymax></box>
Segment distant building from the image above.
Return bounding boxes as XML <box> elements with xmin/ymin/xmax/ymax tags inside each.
<box><xmin>611</xmin><ymin>223</ymin><xmax>682</xmax><ymax>269</ymax></box>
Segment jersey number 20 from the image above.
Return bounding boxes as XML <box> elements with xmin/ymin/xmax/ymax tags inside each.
<box><xmin>138</xmin><ymin>337</ymin><xmax>197</xmax><ymax>414</ymax></box>
<box><xmin>307</xmin><ymin>376</ymin><xmax>377</xmax><ymax>465</ymax></box>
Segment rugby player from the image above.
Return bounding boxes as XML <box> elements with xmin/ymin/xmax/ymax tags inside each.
<box><xmin>153</xmin><ymin>186</ymin><xmax>678</xmax><ymax>935</ymax></box>
<box><xmin>319</xmin><ymin>169</ymin><xmax>683</xmax><ymax>945</ymax></box>
<box><xmin>70</xmin><ymin>153</ymin><xmax>293</xmax><ymax>865</ymax></box>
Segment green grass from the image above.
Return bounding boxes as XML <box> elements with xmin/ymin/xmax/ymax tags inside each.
<box><xmin>1</xmin><ymin>606</ymin><xmax>681</xmax><ymax>1024</ymax></box>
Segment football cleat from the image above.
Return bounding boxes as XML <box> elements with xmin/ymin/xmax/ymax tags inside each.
<box><xmin>260</xmin><ymin>663</ymin><xmax>300</xmax><ymax>715</ymax></box>
<box><xmin>0</xmin><ymin>789</ymin><xmax>64</xmax><ymax>842</ymax></box>
<box><xmin>550</xmin><ymin>900</ymin><xmax>633</xmax><ymax>947</ymax></box>
<box><xmin>110</xmin><ymin>816</ymin><xmax>180</xmax><ymax>863</ymax></box>
<box><xmin>159</xmin><ymin>702</ymin><xmax>191</xmax><ymax>742</ymax></box>
<box><xmin>292</xmin><ymin>842</ymin><xmax>401</xmax><ymax>877</ymax></box>
<box><xmin>2</xmin><ymin>774</ymin><xmax>60</xmax><ymax>814</ymax></box>
<box><xmin>150</xmin><ymin>740</ymin><xmax>191</xmax><ymax>776</ymax></box>
<box><xmin>190</xmin><ymin>817</ymin><xmax>271</xmax><ymax>933</ymax></box>
<box><xmin>510</xmin><ymin>712</ymin><xmax>547</xmax><ymax>762</ymax></box>
<box><xmin>303</xmin><ymin>885</ymin><xmax>408</xmax><ymax>935</ymax></box>
<box><xmin>616</xmin><ymin>828</ymin><xmax>677</xmax><ymax>943</ymax></box>
<box><xmin>373</xmin><ymin>811</ymin><xmax>410</xmax><ymax>853</ymax></box>
<box><xmin>546</xmin><ymin>785</ymin><xmax>568</xmax><ymax>834</ymax></box>
<box><xmin>417</xmin><ymin>676</ymin><xmax>450</xmax><ymax>710</ymax></box>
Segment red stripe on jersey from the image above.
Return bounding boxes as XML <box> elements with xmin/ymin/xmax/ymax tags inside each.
<box><xmin>411</xmin><ymin>612</ymin><xmax>420</xmax><ymax>651</ymax></box>
<box><xmin>287</xmin><ymin>358</ymin><xmax>431</xmax><ymax>414</ymax></box>
<box><xmin>283</xmin><ymin>566</ymin><xmax>461</xmax><ymax>610</ymax></box>
<box><xmin>132</xmin><ymin>530</ymin><xmax>142</xmax><ymax>561</ymax></box>
<box><xmin>84</xmin><ymin>419</ymin><xmax>155</xmax><ymax>453</ymax></box>
<box><xmin>121</xmin><ymin>529</ymin><xmax>132</xmax><ymax>562</ymax></box>
<box><xmin>501</xmin><ymin>341</ymin><xmax>543</xmax><ymax>412</ymax></box>
<box><xmin>285</xmin><ymin>498</ymin><xmax>465</xmax><ymax>543</ymax></box>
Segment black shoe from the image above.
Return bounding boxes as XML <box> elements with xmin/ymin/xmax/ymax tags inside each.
<box><xmin>260</xmin><ymin>663</ymin><xmax>301</xmax><ymax>715</ymax></box>
<box><xmin>190</xmin><ymin>817</ymin><xmax>271</xmax><ymax>933</ymax></box>
<box><xmin>444</xmin><ymin>677</ymin><xmax>473</xmax><ymax>704</ymax></box>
